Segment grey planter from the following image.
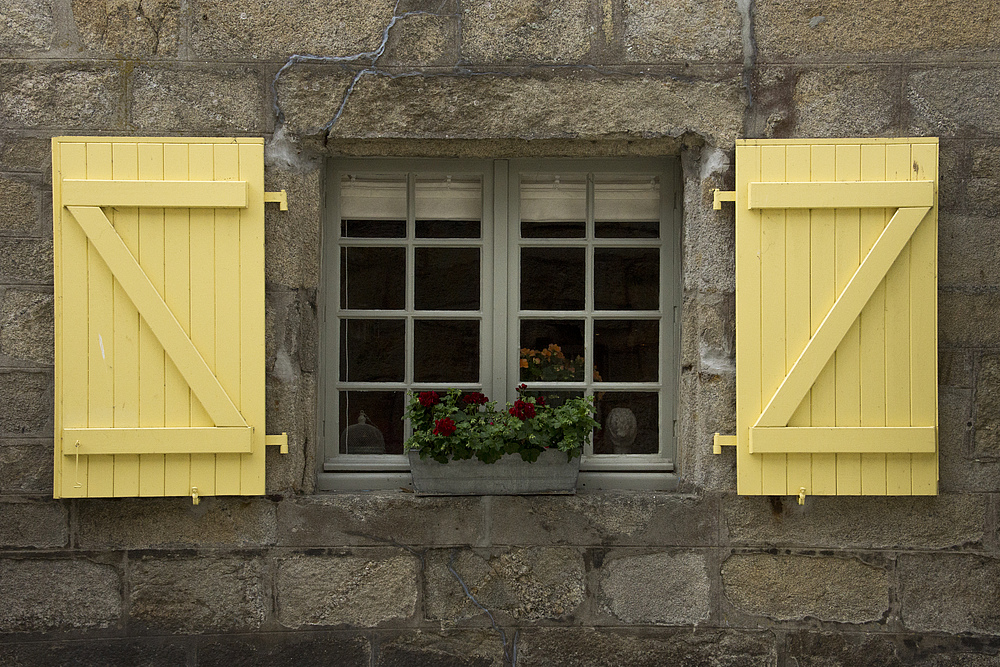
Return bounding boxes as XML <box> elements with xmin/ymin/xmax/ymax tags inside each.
<box><xmin>407</xmin><ymin>449</ymin><xmax>581</xmax><ymax>496</ymax></box>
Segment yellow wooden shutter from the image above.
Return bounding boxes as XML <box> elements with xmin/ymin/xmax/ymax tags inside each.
<box><xmin>52</xmin><ymin>137</ymin><xmax>270</xmax><ymax>499</ymax></box>
<box><xmin>726</xmin><ymin>138</ymin><xmax>938</xmax><ymax>497</ymax></box>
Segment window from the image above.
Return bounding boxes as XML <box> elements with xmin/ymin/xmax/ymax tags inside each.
<box><xmin>319</xmin><ymin>158</ymin><xmax>681</xmax><ymax>490</ymax></box>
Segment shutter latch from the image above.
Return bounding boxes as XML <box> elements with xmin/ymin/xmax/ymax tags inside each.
<box><xmin>264</xmin><ymin>190</ymin><xmax>288</xmax><ymax>211</ymax></box>
<box><xmin>713</xmin><ymin>433</ymin><xmax>736</xmax><ymax>454</ymax></box>
<box><xmin>713</xmin><ymin>189</ymin><xmax>736</xmax><ymax>210</ymax></box>
<box><xmin>266</xmin><ymin>433</ymin><xmax>289</xmax><ymax>454</ymax></box>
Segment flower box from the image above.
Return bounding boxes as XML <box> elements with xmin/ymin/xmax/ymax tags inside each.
<box><xmin>408</xmin><ymin>448</ymin><xmax>580</xmax><ymax>496</ymax></box>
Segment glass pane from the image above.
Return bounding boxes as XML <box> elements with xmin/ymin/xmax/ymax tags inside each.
<box><xmin>520</xmin><ymin>247</ymin><xmax>585</xmax><ymax>310</ymax></box>
<box><xmin>594</xmin><ymin>320</ymin><xmax>659</xmax><ymax>382</ymax></box>
<box><xmin>339</xmin><ymin>391</ymin><xmax>405</xmax><ymax>455</ymax></box>
<box><xmin>520</xmin><ymin>320</ymin><xmax>585</xmax><ymax>382</ymax></box>
<box><xmin>416</xmin><ymin>175</ymin><xmax>482</xmax><ymax>238</ymax></box>
<box><xmin>414</xmin><ymin>320</ymin><xmax>480</xmax><ymax>382</ymax></box>
<box><xmin>594</xmin><ymin>248</ymin><xmax>659</xmax><ymax>310</ymax></box>
<box><xmin>594</xmin><ymin>174</ymin><xmax>661</xmax><ymax>238</ymax></box>
<box><xmin>520</xmin><ymin>390</ymin><xmax>583</xmax><ymax>408</ymax></box>
<box><xmin>341</xmin><ymin>247</ymin><xmax>405</xmax><ymax>310</ymax></box>
<box><xmin>340</xmin><ymin>174</ymin><xmax>406</xmax><ymax>238</ymax></box>
<box><xmin>416</xmin><ymin>219</ymin><xmax>481</xmax><ymax>238</ymax></box>
<box><xmin>415</xmin><ymin>247</ymin><xmax>481</xmax><ymax>310</ymax></box>
<box><xmin>339</xmin><ymin>319</ymin><xmax>405</xmax><ymax>382</ymax></box>
<box><xmin>520</xmin><ymin>173</ymin><xmax>586</xmax><ymax>238</ymax></box>
<box><xmin>593</xmin><ymin>392</ymin><xmax>659</xmax><ymax>454</ymax></box>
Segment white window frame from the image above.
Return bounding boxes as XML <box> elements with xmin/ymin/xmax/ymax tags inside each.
<box><xmin>317</xmin><ymin>158</ymin><xmax>681</xmax><ymax>492</ymax></box>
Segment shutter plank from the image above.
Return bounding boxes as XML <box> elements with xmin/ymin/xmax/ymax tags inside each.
<box><xmin>138</xmin><ymin>142</ymin><xmax>167</xmax><ymax>496</ymax></box>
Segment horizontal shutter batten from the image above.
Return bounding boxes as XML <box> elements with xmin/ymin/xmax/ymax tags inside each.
<box><xmin>750</xmin><ymin>427</ymin><xmax>936</xmax><ymax>454</ymax></box>
<box><xmin>62</xmin><ymin>179</ymin><xmax>248</xmax><ymax>208</ymax></box>
<box><xmin>64</xmin><ymin>427</ymin><xmax>253</xmax><ymax>454</ymax></box>
<box><xmin>748</xmin><ymin>180</ymin><xmax>934</xmax><ymax>209</ymax></box>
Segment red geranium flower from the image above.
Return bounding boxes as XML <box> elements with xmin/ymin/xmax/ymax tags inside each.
<box><xmin>432</xmin><ymin>417</ymin><xmax>456</xmax><ymax>436</ymax></box>
<box><xmin>508</xmin><ymin>399</ymin><xmax>536</xmax><ymax>421</ymax></box>
<box><xmin>418</xmin><ymin>391</ymin><xmax>440</xmax><ymax>408</ymax></box>
<box><xmin>535</xmin><ymin>395</ymin><xmax>546</xmax><ymax>407</ymax></box>
<box><xmin>462</xmin><ymin>392</ymin><xmax>489</xmax><ymax>406</ymax></box>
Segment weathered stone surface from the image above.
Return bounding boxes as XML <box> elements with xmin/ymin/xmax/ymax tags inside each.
<box><xmin>677</xmin><ymin>368</ymin><xmax>737</xmax><ymax>492</ymax></box>
<box><xmin>263</xmin><ymin>163</ymin><xmax>322</xmax><ymax>288</ymax></box>
<box><xmin>517</xmin><ymin>628</ymin><xmax>777</xmax><ymax>667</ymax></box>
<box><xmin>0</xmin><ymin>0</ymin><xmax>56</xmax><ymax>55</ymax></box>
<box><xmin>792</xmin><ymin>67</ymin><xmax>899</xmax><ymax>137</ymax></box>
<box><xmin>724</xmin><ymin>494</ymin><xmax>985</xmax><ymax>550</ymax></box>
<box><xmin>265</xmin><ymin>363</ymin><xmax>315</xmax><ymax>495</ymax></box>
<box><xmin>277</xmin><ymin>494</ymin><xmax>484</xmax><ymax>546</ymax></box>
<box><xmin>974</xmin><ymin>353</ymin><xmax>1000</xmax><ymax>458</ymax></box>
<box><xmin>131</xmin><ymin>67</ymin><xmax>263</xmax><ymax>133</ymax></box>
<box><xmin>623</xmin><ymin>0</ymin><xmax>741</xmax><ymax>63</ymax></box>
<box><xmin>380</xmin><ymin>13</ymin><xmax>459</xmax><ymax>67</ymax></box>
<box><xmin>425</xmin><ymin>547</ymin><xmax>585</xmax><ymax>623</ymax></box>
<box><xmin>682</xmin><ymin>146</ymin><xmax>736</xmax><ymax>293</ymax></box>
<box><xmin>0</xmin><ymin>288</ymin><xmax>53</xmax><ymax>365</ymax></box>
<box><xmin>324</xmin><ymin>71</ymin><xmax>744</xmax><ymax>146</ymax></box>
<box><xmin>940</xmin><ymin>215</ymin><xmax>1000</xmax><ymax>289</ymax></box>
<box><xmin>0</xmin><ymin>370</ymin><xmax>52</xmax><ymax>437</ymax></box>
<box><xmin>274</xmin><ymin>64</ymin><xmax>356</xmax><ymax>137</ymax></box>
<box><xmin>936</xmin><ymin>385</ymin><xmax>1000</xmax><ymax>494</ymax></box>
<box><xmin>461</xmin><ymin>0</ymin><xmax>591</xmax><ymax>64</ymax></box>
<box><xmin>276</xmin><ymin>550</ymin><xmax>418</xmax><ymax>627</ymax></box>
<box><xmin>899</xmin><ymin>553</ymin><xmax>1000</xmax><ymax>634</ymax></box>
<box><xmin>0</xmin><ymin>174</ymin><xmax>40</xmax><ymax>235</ymax></box>
<box><xmin>129</xmin><ymin>556</ymin><xmax>266</xmax><ymax>633</ymax></box>
<box><xmin>0</xmin><ymin>237</ymin><xmax>52</xmax><ymax>284</ymax></box>
<box><xmin>940</xmin><ymin>289</ymin><xmax>1000</xmax><ymax>348</ymax></box>
<box><xmin>376</xmin><ymin>631</ymin><xmax>505</xmax><ymax>667</ymax></box>
<box><xmin>722</xmin><ymin>554</ymin><xmax>888</xmax><ymax>622</ymax></box>
<box><xmin>0</xmin><ymin>64</ymin><xmax>123</xmax><ymax>130</ymax></box>
<box><xmin>198</xmin><ymin>633</ymin><xmax>371</xmax><ymax>667</ymax></box>
<box><xmin>598</xmin><ymin>551</ymin><xmax>709</xmax><ymax>624</ymax></box>
<box><xmin>0</xmin><ymin>441</ymin><xmax>53</xmax><ymax>493</ymax></box>
<box><xmin>0</xmin><ymin>498</ymin><xmax>67</xmax><ymax>548</ymax></box>
<box><xmin>679</xmin><ymin>291</ymin><xmax>735</xmax><ymax>374</ymax></box>
<box><xmin>909</xmin><ymin>68</ymin><xmax>1000</xmax><ymax>137</ymax></box>
<box><xmin>0</xmin><ymin>558</ymin><xmax>121</xmax><ymax>632</ymax></box>
<box><xmin>0</xmin><ymin>135</ymin><xmax>51</xmax><ymax>173</ymax></box>
<box><xmin>490</xmin><ymin>493</ymin><xmax>717</xmax><ymax>547</ymax></box>
<box><xmin>784</xmin><ymin>631</ymin><xmax>1000</xmax><ymax>667</ymax></box>
<box><xmin>77</xmin><ymin>498</ymin><xmax>276</xmax><ymax>549</ymax></box>
<box><xmin>190</xmin><ymin>0</ymin><xmax>395</xmax><ymax>59</ymax></box>
<box><xmin>0</xmin><ymin>639</ymin><xmax>188</xmax><ymax>667</ymax></box>
<box><xmin>73</xmin><ymin>0</ymin><xmax>180</xmax><ymax>56</ymax></box>
<box><xmin>757</xmin><ymin>0</ymin><xmax>1000</xmax><ymax>62</ymax></box>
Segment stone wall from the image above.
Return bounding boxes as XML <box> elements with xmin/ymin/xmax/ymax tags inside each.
<box><xmin>1</xmin><ymin>0</ymin><xmax>999</xmax><ymax>664</ymax></box>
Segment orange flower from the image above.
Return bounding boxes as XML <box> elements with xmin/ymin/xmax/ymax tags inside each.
<box><xmin>520</xmin><ymin>358</ymin><xmax>529</xmax><ymax>368</ymax></box>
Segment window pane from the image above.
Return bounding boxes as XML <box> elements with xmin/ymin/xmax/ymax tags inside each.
<box><xmin>594</xmin><ymin>320</ymin><xmax>659</xmax><ymax>382</ymax></box>
<box><xmin>340</xmin><ymin>174</ymin><xmax>406</xmax><ymax>238</ymax></box>
<box><xmin>594</xmin><ymin>174</ymin><xmax>660</xmax><ymax>238</ymax></box>
<box><xmin>593</xmin><ymin>392</ymin><xmax>658</xmax><ymax>454</ymax></box>
<box><xmin>341</xmin><ymin>247</ymin><xmax>405</xmax><ymax>310</ymax></box>
<box><xmin>520</xmin><ymin>320</ymin><xmax>585</xmax><ymax>382</ymax></box>
<box><xmin>594</xmin><ymin>247</ymin><xmax>659</xmax><ymax>311</ymax></box>
<box><xmin>520</xmin><ymin>173</ymin><xmax>586</xmax><ymax>238</ymax></box>
<box><xmin>416</xmin><ymin>175</ymin><xmax>482</xmax><ymax>238</ymax></box>
<box><xmin>414</xmin><ymin>320</ymin><xmax>480</xmax><ymax>382</ymax></box>
<box><xmin>340</xmin><ymin>319</ymin><xmax>405</xmax><ymax>382</ymax></box>
<box><xmin>415</xmin><ymin>247</ymin><xmax>481</xmax><ymax>310</ymax></box>
<box><xmin>520</xmin><ymin>390</ymin><xmax>583</xmax><ymax>407</ymax></box>
<box><xmin>339</xmin><ymin>391</ymin><xmax>405</xmax><ymax>454</ymax></box>
<box><xmin>416</xmin><ymin>219</ymin><xmax>481</xmax><ymax>238</ymax></box>
<box><xmin>521</xmin><ymin>247</ymin><xmax>585</xmax><ymax>310</ymax></box>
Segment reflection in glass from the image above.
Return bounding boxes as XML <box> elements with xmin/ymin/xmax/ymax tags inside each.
<box><xmin>416</xmin><ymin>175</ymin><xmax>482</xmax><ymax>239</ymax></box>
<box><xmin>414</xmin><ymin>320</ymin><xmax>480</xmax><ymax>383</ymax></box>
<box><xmin>339</xmin><ymin>391</ymin><xmax>405</xmax><ymax>454</ymax></box>
<box><xmin>594</xmin><ymin>247</ymin><xmax>659</xmax><ymax>310</ymax></box>
<box><xmin>593</xmin><ymin>392</ymin><xmax>658</xmax><ymax>454</ymax></box>
<box><xmin>341</xmin><ymin>247</ymin><xmax>405</xmax><ymax>310</ymax></box>
<box><xmin>339</xmin><ymin>319</ymin><xmax>405</xmax><ymax>382</ymax></box>
<box><xmin>520</xmin><ymin>173</ymin><xmax>586</xmax><ymax>238</ymax></box>
<box><xmin>340</xmin><ymin>174</ymin><xmax>406</xmax><ymax>237</ymax></box>
<box><xmin>594</xmin><ymin>320</ymin><xmax>659</xmax><ymax>382</ymax></box>
<box><xmin>520</xmin><ymin>320</ymin><xmax>585</xmax><ymax>382</ymax></box>
<box><xmin>415</xmin><ymin>247</ymin><xmax>481</xmax><ymax>310</ymax></box>
<box><xmin>520</xmin><ymin>390</ymin><xmax>583</xmax><ymax>408</ymax></box>
<box><xmin>594</xmin><ymin>174</ymin><xmax>660</xmax><ymax>238</ymax></box>
<box><xmin>521</xmin><ymin>247</ymin><xmax>585</xmax><ymax>310</ymax></box>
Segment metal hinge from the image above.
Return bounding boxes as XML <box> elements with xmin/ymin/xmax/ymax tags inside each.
<box><xmin>713</xmin><ymin>432</ymin><xmax>736</xmax><ymax>454</ymax></box>
<box><xmin>264</xmin><ymin>190</ymin><xmax>289</xmax><ymax>211</ymax></box>
<box><xmin>712</xmin><ymin>189</ymin><xmax>736</xmax><ymax>210</ymax></box>
<box><xmin>266</xmin><ymin>433</ymin><xmax>289</xmax><ymax>454</ymax></box>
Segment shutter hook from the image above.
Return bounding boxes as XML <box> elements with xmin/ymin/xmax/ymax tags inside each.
<box><xmin>798</xmin><ymin>487</ymin><xmax>807</xmax><ymax>505</ymax></box>
<box><xmin>73</xmin><ymin>440</ymin><xmax>83</xmax><ymax>488</ymax></box>
<box><xmin>191</xmin><ymin>487</ymin><xmax>200</xmax><ymax>505</ymax></box>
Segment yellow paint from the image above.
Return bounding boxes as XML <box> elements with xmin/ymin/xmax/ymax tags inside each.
<box><xmin>725</xmin><ymin>137</ymin><xmax>938</xmax><ymax>497</ymax></box>
<box><xmin>52</xmin><ymin>137</ymin><xmax>276</xmax><ymax>499</ymax></box>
